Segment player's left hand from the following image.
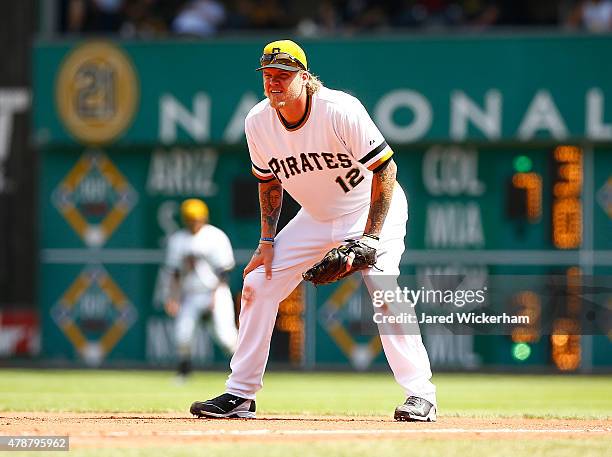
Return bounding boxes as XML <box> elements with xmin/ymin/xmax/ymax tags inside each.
<box><xmin>302</xmin><ymin>235</ymin><xmax>379</xmax><ymax>285</ymax></box>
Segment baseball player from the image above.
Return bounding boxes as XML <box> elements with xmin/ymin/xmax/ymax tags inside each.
<box><xmin>165</xmin><ymin>199</ymin><xmax>238</xmax><ymax>380</ymax></box>
<box><xmin>190</xmin><ymin>40</ymin><xmax>437</xmax><ymax>420</ymax></box>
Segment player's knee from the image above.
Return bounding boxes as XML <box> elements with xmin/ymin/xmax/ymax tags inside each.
<box><xmin>243</xmin><ymin>269</ymin><xmax>265</xmax><ymax>289</ymax></box>
<box><xmin>241</xmin><ymin>270</ymin><xmax>267</xmax><ymax>306</ymax></box>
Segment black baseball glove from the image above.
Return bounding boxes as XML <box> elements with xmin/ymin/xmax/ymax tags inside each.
<box><xmin>302</xmin><ymin>236</ymin><xmax>378</xmax><ymax>285</ymax></box>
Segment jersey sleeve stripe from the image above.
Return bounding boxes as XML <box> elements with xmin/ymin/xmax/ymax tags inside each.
<box><xmin>358</xmin><ymin>141</ymin><xmax>389</xmax><ymax>165</ymax></box>
<box><xmin>256</xmin><ymin>176</ymin><xmax>276</xmax><ymax>183</ymax></box>
<box><xmin>367</xmin><ymin>149</ymin><xmax>394</xmax><ymax>172</ymax></box>
<box><xmin>371</xmin><ymin>155</ymin><xmax>393</xmax><ymax>173</ymax></box>
<box><xmin>252</xmin><ymin>162</ymin><xmax>271</xmax><ymax>174</ymax></box>
<box><xmin>251</xmin><ymin>166</ymin><xmax>274</xmax><ymax>181</ymax></box>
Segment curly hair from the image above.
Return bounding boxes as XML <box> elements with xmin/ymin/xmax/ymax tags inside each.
<box><xmin>305</xmin><ymin>71</ymin><xmax>323</xmax><ymax>95</ymax></box>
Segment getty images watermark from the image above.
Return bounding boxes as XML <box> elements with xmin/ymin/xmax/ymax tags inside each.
<box><xmin>320</xmin><ymin>275</ymin><xmax>612</xmax><ymax>336</ymax></box>
<box><xmin>370</xmin><ymin>285</ymin><xmax>529</xmax><ymax>325</ymax></box>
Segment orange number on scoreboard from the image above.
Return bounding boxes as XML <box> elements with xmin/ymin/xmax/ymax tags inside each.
<box><xmin>552</xmin><ymin>146</ymin><xmax>582</xmax><ymax>249</ymax></box>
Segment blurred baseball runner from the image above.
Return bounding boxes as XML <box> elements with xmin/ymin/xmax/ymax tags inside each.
<box><xmin>165</xmin><ymin>199</ymin><xmax>238</xmax><ymax>380</ymax></box>
<box><xmin>190</xmin><ymin>40</ymin><xmax>436</xmax><ymax>421</ymax></box>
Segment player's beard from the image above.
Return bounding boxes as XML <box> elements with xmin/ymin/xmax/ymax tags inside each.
<box><xmin>266</xmin><ymin>83</ymin><xmax>303</xmax><ymax>109</ymax></box>
<box><xmin>268</xmin><ymin>96</ymin><xmax>286</xmax><ymax>109</ymax></box>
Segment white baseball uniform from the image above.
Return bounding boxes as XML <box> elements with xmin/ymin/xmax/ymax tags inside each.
<box><xmin>225</xmin><ymin>86</ymin><xmax>436</xmax><ymax>404</ymax></box>
<box><xmin>165</xmin><ymin>224</ymin><xmax>238</xmax><ymax>355</ymax></box>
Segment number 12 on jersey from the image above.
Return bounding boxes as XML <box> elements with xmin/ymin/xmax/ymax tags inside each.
<box><xmin>335</xmin><ymin>167</ymin><xmax>364</xmax><ymax>193</ymax></box>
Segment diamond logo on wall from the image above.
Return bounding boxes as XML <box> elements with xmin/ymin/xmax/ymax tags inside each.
<box><xmin>51</xmin><ymin>266</ymin><xmax>137</xmax><ymax>366</ymax></box>
<box><xmin>52</xmin><ymin>151</ymin><xmax>138</xmax><ymax>247</ymax></box>
<box><xmin>318</xmin><ymin>278</ymin><xmax>382</xmax><ymax>370</ymax></box>
<box><xmin>597</xmin><ymin>177</ymin><xmax>612</xmax><ymax>220</ymax></box>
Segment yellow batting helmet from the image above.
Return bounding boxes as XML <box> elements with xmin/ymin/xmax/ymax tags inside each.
<box><xmin>257</xmin><ymin>39</ymin><xmax>308</xmax><ymax>72</ymax></box>
<box><xmin>180</xmin><ymin>198</ymin><xmax>209</xmax><ymax>221</ymax></box>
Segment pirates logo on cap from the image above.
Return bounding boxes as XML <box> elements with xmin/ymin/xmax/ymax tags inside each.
<box><xmin>55</xmin><ymin>41</ymin><xmax>139</xmax><ymax>145</ymax></box>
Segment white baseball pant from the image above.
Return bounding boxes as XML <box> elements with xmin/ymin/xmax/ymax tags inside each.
<box><xmin>225</xmin><ymin>184</ymin><xmax>436</xmax><ymax>404</ymax></box>
<box><xmin>175</xmin><ymin>284</ymin><xmax>238</xmax><ymax>356</ymax></box>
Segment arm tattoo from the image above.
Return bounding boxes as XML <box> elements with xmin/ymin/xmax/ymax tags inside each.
<box><xmin>259</xmin><ymin>179</ymin><xmax>283</xmax><ymax>238</ymax></box>
<box><xmin>364</xmin><ymin>159</ymin><xmax>397</xmax><ymax>237</ymax></box>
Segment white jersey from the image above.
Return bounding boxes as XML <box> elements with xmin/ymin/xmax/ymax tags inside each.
<box><xmin>245</xmin><ymin>86</ymin><xmax>394</xmax><ymax>221</ymax></box>
<box><xmin>582</xmin><ymin>1</ymin><xmax>612</xmax><ymax>32</ymax></box>
<box><xmin>165</xmin><ymin>224</ymin><xmax>235</xmax><ymax>294</ymax></box>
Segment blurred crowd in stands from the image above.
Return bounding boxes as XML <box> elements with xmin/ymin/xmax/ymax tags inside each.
<box><xmin>59</xmin><ymin>0</ymin><xmax>612</xmax><ymax>37</ymax></box>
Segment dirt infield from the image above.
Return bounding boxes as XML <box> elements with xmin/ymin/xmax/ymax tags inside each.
<box><xmin>1</xmin><ymin>413</ymin><xmax>610</xmax><ymax>449</ymax></box>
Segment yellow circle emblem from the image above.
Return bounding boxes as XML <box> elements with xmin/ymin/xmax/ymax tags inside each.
<box><xmin>56</xmin><ymin>41</ymin><xmax>139</xmax><ymax>145</ymax></box>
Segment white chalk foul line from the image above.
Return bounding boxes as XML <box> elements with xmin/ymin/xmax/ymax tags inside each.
<box><xmin>84</xmin><ymin>428</ymin><xmax>611</xmax><ymax>438</ymax></box>
<box><xmin>279</xmin><ymin>428</ymin><xmax>611</xmax><ymax>435</ymax></box>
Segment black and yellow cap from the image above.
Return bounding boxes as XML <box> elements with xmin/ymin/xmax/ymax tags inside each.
<box><xmin>256</xmin><ymin>40</ymin><xmax>308</xmax><ymax>72</ymax></box>
<box><xmin>181</xmin><ymin>198</ymin><xmax>209</xmax><ymax>221</ymax></box>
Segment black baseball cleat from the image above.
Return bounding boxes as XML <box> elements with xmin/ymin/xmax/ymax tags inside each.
<box><xmin>190</xmin><ymin>393</ymin><xmax>256</xmax><ymax>419</ymax></box>
<box><xmin>394</xmin><ymin>396</ymin><xmax>437</xmax><ymax>422</ymax></box>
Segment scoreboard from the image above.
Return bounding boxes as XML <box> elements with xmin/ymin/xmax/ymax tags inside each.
<box><xmin>37</xmin><ymin>143</ymin><xmax>612</xmax><ymax>371</ymax></box>
<box><xmin>34</xmin><ymin>36</ymin><xmax>612</xmax><ymax>370</ymax></box>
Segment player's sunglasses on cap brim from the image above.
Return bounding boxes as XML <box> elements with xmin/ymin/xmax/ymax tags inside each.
<box><xmin>256</xmin><ymin>52</ymin><xmax>306</xmax><ymax>72</ymax></box>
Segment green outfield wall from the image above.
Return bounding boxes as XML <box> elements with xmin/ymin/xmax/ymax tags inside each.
<box><xmin>35</xmin><ymin>35</ymin><xmax>612</xmax><ymax>370</ymax></box>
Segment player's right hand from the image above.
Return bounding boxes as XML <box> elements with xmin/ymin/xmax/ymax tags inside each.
<box><xmin>164</xmin><ymin>298</ymin><xmax>180</xmax><ymax>317</ymax></box>
<box><xmin>243</xmin><ymin>243</ymin><xmax>274</xmax><ymax>280</ymax></box>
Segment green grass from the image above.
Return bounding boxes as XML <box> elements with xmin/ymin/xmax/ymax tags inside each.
<box><xmin>2</xmin><ymin>370</ymin><xmax>610</xmax><ymax>457</ymax></box>
<box><xmin>0</xmin><ymin>369</ymin><xmax>611</xmax><ymax>419</ymax></box>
